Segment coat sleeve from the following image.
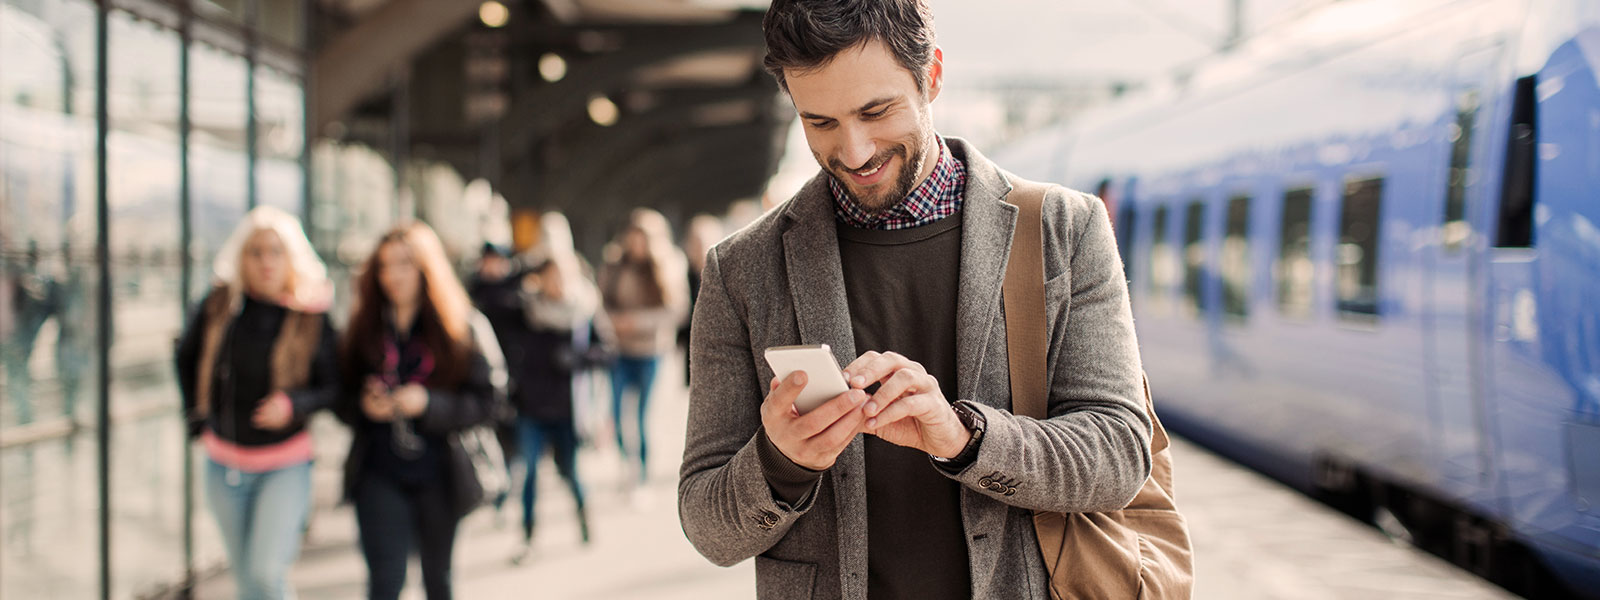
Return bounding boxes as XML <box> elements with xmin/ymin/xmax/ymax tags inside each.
<box><xmin>677</xmin><ymin>248</ymin><xmax>819</xmax><ymax>567</ymax></box>
<box><xmin>285</xmin><ymin>315</ymin><xmax>341</xmax><ymax>424</ymax></box>
<box><xmin>416</xmin><ymin>312</ymin><xmax>508</xmax><ymax>434</ymax></box>
<box><xmin>939</xmin><ymin>192</ymin><xmax>1154</xmax><ymax>513</ymax></box>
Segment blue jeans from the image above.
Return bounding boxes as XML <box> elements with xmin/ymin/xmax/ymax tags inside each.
<box><xmin>610</xmin><ymin>355</ymin><xmax>660</xmax><ymax>481</ymax></box>
<box><xmin>204</xmin><ymin>459</ymin><xmax>313</xmax><ymax>600</ymax></box>
<box><xmin>516</xmin><ymin>417</ymin><xmax>585</xmax><ymax>539</ymax></box>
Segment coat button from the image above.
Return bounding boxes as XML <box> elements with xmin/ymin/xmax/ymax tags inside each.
<box><xmin>1004</xmin><ymin>487</ymin><xmax>1017</xmax><ymax>496</ymax></box>
<box><xmin>979</xmin><ymin>477</ymin><xmax>993</xmax><ymax>487</ymax></box>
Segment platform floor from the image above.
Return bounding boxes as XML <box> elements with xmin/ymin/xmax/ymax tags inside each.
<box><xmin>191</xmin><ymin>364</ymin><xmax>1517</xmax><ymax>600</ymax></box>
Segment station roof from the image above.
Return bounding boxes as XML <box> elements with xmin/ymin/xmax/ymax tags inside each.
<box><xmin>310</xmin><ymin>0</ymin><xmax>787</xmax><ymax>234</ymax></box>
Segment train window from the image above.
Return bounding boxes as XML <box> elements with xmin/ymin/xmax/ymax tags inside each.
<box><xmin>1148</xmin><ymin>205</ymin><xmax>1174</xmax><ymax>311</ymax></box>
<box><xmin>1118</xmin><ymin>203</ymin><xmax>1137</xmax><ymax>283</ymax></box>
<box><xmin>1442</xmin><ymin>88</ymin><xmax>1479</xmax><ymax>251</ymax></box>
<box><xmin>1221</xmin><ymin>195</ymin><xmax>1251</xmax><ymax>321</ymax></box>
<box><xmin>1276</xmin><ymin>187</ymin><xmax>1315</xmax><ymax>319</ymax></box>
<box><xmin>1497</xmin><ymin>76</ymin><xmax>1536</xmax><ymax>248</ymax></box>
<box><xmin>1183</xmin><ymin>200</ymin><xmax>1207</xmax><ymax>317</ymax></box>
<box><xmin>1337</xmin><ymin>177</ymin><xmax>1384</xmax><ymax>318</ymax></box>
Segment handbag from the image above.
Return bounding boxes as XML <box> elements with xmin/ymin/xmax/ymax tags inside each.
<box><xmin>1003</xmin><ymin>175</ymin><xmax>1195</xmax><ymax>599</ymax></box>
<box><xmin>452</xmin><ymin>424</ymin><xmax>510</xmax><ymax>515</ymax></box>
<box><xmin>449</xmin><ymin>311</ymin><xmax>513</xmax><ymax>516</ymax></box>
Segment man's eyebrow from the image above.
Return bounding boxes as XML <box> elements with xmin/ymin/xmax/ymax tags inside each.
<box><xmin>799</xmin><ymin>97</ymin><xmax>898</xmax><ymax>121</ymax></box>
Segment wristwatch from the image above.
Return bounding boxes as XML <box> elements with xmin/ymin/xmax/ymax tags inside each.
<box><xmin>933</xmin><ymin>400</ymin><xmax>986</xmax><ymax>466</ymax></box>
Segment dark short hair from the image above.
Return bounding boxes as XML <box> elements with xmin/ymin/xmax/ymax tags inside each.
<box><xmin>762</xmin><ymin>0</ymin><xmax>936</xmax><ymax>93</ymax></box>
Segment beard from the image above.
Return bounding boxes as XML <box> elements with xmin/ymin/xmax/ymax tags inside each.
<box><xmin>824</xmin><ymin>134</ymin><xmax>931</xmax><ymax>215</ymax></box>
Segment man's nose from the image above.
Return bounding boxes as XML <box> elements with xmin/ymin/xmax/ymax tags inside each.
<box><xmin>839</xmin><ymin>125</ymin><xmax>876</xmax><ymax>170</ymax></box>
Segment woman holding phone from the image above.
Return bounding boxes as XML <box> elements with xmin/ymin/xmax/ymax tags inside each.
<box><xmin>336</xmin><ymin>223</ymin><xmax>503</xmax><ymax>600</ymax></box>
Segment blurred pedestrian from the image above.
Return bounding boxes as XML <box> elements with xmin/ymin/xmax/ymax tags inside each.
<box><xmin>677</xmin><ymin>214</ymin><xmax>724</xmax><ymax>387</ymax></box>
<box><xmin>175</xmin><ymin>206</ymin><xmax>338</xmax><ymax>600</ymax></box>
<box><xmin>337</xmin><ymin>223</ymin><xmax>505</xmax><ymax>600</ymax></box>
<box><xmin>508</xmin><ymin>212</ymin><xmax>602</xmax><ymax>564</ymax></box>
<box><xmin>598</xmin><ymin>208</ymin><xmax>687</xmax><ymax>490</ymax></box>
<box><xmin>466</xmin><ymin>241</ymin><xmax>524</xmax><ymax>523</ymax></box>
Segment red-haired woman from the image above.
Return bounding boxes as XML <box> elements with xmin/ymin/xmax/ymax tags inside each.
<box><xmin>336</xmin><ymin>223</ymin><xmax>505</xmax><ymax>600</ymax></box>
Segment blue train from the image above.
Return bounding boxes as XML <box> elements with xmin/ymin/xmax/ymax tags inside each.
<box><xmin>997</xmin><ymin>0</ymin><xmax>1600</xmax><ymax>596</ymax></box>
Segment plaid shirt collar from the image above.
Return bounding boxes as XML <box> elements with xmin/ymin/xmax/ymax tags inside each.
<box><xmin>829</xmin><ymin>135</ymin><xmax>966</xmax><ymax>230</ymax></box>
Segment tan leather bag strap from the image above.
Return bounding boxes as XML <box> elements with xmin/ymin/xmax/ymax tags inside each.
<box><xmin>1002</xmin><ymin>177</ymin><xmax>1051</xmax><ymax>420</ymax></box>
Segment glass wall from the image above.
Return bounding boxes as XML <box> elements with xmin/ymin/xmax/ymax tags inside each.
<box><xmin>0</xmin><ymin>2</ymin><xmax>102</xmax><ymax>597</ymax></box>
<box><xmin>106</xmin><ymin>8</ymin><xmax>208</xmax><ymax>598</ymax></box>
<box><xmin>255</xmin><ymin>63</ymin><xmax>302</xmax><ymax>215</ymax></box>
<box><xmin>0</xmin><ymin>1</ymin><xmax>308</xmax><ymax>596</ymax></box>
<box><xmin>188</xmin><ymin>39</ymin><xmax>250</xmax><ymax>303</ymax></box>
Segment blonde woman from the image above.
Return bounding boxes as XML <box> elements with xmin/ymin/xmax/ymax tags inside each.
<box><xmin>175</xmin><ymin>206</ymin><xmax>338</xmax><ymax>600</ymax></box>
<box><xmin>599</xmin><ymin>208</ymin><xmax>687</xmax><ymax>488</ymax></box>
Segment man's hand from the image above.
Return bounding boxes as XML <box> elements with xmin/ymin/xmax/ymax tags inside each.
<box><xmin>251</xmin><ymin>391</ymin><xmax>294</xmax><ymax>431</ymax></box>
<box><xmin>844</xmin><ymin>351</ymin><xmax>971</xmax><ymax>459</ymax></box>
<box><xmin>761</xmin><ymin>371</ymin><xmax>869</xmax><ymax>470</ymax></box>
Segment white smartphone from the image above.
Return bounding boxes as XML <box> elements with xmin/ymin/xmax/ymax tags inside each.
<box><xmin>763</xmin><ymin>344</ymin><xmax>851</xmax><ymax>415</ymax></box>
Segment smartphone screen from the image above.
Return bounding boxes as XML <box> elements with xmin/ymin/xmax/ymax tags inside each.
<box><xmin>763</xmin><ymin>344</ymin><xmax>851</xmax><ymax>414</ymax></box>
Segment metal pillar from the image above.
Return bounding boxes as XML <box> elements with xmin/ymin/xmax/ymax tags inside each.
<box><xmin>92</xmin><ymin>1</ymin><xmax>113</xmax><ymax>597</ymax></box>
<box><xmin>177</xmin><ymin>2</ymin><xmax>196</xmax><ymax>597</ymax></box>
<box><xmin>392</xmin><ymin>68</ymin><xmax>412</xmax><ymax>221</ymax></box>
<box><xmin>246</xmin><ymin>0</ymin><xmax>260</xmax><ymax>209</ymax></box>
<box><xmin>299</xmin><ymin>0</ymin><xmax>315</xmax><ymax>233</ymax></box>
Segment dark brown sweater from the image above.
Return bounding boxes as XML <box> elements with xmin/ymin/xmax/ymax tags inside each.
<box><xmin>758</xmin><ymin>213</ymin><xmax>971</xmax><ymax>599</ymax></box>
<box><xmin>837</xmin><ymin>213</ymin><xmax>970</xmax><ymax>600</ymax></box>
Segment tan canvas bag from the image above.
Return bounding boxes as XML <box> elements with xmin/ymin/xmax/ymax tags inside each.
<box><xmin>1003</xmin><ymin>177</ymin><xmax>1195</xmax><ymax>599</ymax></box>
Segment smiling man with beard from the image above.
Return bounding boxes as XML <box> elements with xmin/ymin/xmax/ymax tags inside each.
<box><xmin>677</xmin><ymin>1</ymin><xmax>1155</xmax><ymax>599</ymax></box>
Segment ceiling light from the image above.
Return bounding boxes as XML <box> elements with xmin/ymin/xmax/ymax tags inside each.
<box><xmin>587</xmin><ymin>95</ymin><xmax>619</xmax><ymax>127</ymax></box>
<box><xmin>479</xmin><ymin>1</ymin><xmax>509</xmax><ymax>28</ymax></box>
<box><xmin>538</xmin><ymin>53</ymin><xmax>567</xmax><ymax>82</ymax></box>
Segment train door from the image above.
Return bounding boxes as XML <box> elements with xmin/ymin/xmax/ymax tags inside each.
<box><xmin>1424</xmin><ymin>43</ymin><xmax>1502</xmax><ymax>495</ymax></box>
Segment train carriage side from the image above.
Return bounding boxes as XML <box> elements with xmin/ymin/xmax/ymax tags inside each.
<box><xmin>1020</xmin><ymin>0</ymin><xmax>1600</xmax><ymax>594</ymax></box>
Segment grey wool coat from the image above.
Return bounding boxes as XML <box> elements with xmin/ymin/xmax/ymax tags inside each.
<box><xmin>677</xmin><ymin>138</ymin><xmax>1153</xmax><ymax>599</ymax></box>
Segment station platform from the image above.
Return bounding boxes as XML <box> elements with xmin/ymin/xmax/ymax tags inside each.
<box><xmin>187</xmin><ymin>366</ymin><xmax>1518</xmax><ymax>600</ymax></box>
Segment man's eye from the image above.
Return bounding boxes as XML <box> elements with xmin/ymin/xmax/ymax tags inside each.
<box><xmin>863</xmin><ymin>109</ymin><xmax>887</xmax><ymax>119</ymax></box>
<box><xmin>809</xmin><ymin>120</ymin><xmax>836</xmax><ymax>129</ymax></box>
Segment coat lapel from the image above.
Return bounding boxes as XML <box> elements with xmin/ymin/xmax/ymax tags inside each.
<box><xmin>951</xmin><ymin>140</ymin><xmax>1018</xmax><ymax>407</ymax></box>
<box><xmin>780</xmin><ymin>172</ymin><xmax>869</xmax><ymax>600</ymax></box>
<box><xmin>780</xmin><ymin>173</ymin><xmax>858</xmax><ymax>365</ymax></box>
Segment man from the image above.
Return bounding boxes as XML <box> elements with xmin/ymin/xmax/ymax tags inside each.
<box><xmin>678</xmin><ymin>1</ymin><xmax>1153</xmax><ymax>598</ymax></box>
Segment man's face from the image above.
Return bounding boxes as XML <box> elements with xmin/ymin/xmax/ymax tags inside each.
<box><xmin>785</xmin><ymin>40</ymin><xmax>943</xmax><ymax>214</ymax></box>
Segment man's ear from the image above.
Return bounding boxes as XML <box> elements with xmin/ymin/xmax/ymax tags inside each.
<box><xmin>925</xmin><ymin>46</ymin><xmax>945</xmax><ymax>103</ymax></box>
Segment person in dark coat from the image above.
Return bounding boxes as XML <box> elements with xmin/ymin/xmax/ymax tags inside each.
<box><xmin>336</xmin><ymin>223</ymin><xmax>505</xmax><ymax>600</ymax></box>
<box><xmin>508</xmin><ymin>212</ymin><xmax>601</xmax><ymax>564</ymax></box>
<box><xmin>466</xmin><ymin>242</ymin><xmax>524</xmax><ymax>520</ymax></box>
